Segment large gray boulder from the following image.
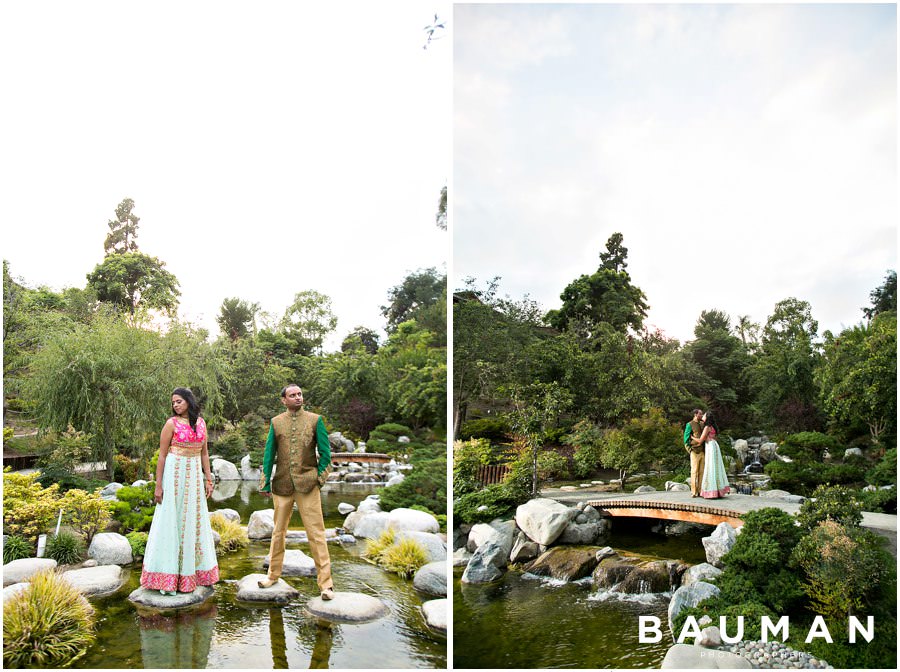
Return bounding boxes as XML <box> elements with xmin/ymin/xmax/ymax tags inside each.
<box><xmin>306</xmin><ymin>591</ymin><xmax>389</xmax><ymax>623</ymax></box>
<box><xmin>210</xmin><ymin>508</ymin><xmax>241</xmax><ymax>523</ymax></box>
<box><xmin>701</xmin><ymin>523</ymin><xmax>737</xmax><ymax>568</ymax></box>
<box><xmin>525</xmin><ymin>546</ymin><xmax>599</xmax><ymax>582</ymax></box>
<box><xmin>337</xmin><ymin>502</ymin><xmax>356</xmax><ymax>515</ymax></box>
<box><xmin>668</xmin><ymin>581</ymin><xmax>721</xmax><ymax>634</ymax></box>
<box><xmin>461</xmin><ymin>540</ymin><xmax>506</xmax><ymax>584</ymax></box>
<box><xmin>247</xmin><ymin>509</ymin><xmax>275</xmax><ymax>539</ymax></box>
<box><xmin>240</xmin><ymin>455</ymin><xmax>260</xmax><ymax>482</ymax></box>
<box><xmin>682</xmin><ymin>562</ymin><xmax>723</xmax><ymax>588</ymax></box>
<box><xmin>452</xmin><ymin>547</ymin><xmax>473</xmax><ymax>567</ymax></box>
<box><xmin>350</xmin><ymin>511</ymin><xmax>390</xmax><ymax>540</ymax></box>
<box><xmin>357</xmin><ymin>498</ymin><xmax>383</xmax><ymax>514</ymax></box>
<box><xmin>422</xmin><ymin>598</ymin><xmax>447</xmax><ymax>633</ymax></box>
<box><xmin>844</xmin><ymin>447</ymin><xmax>864</xmax><ymax>459</ymax></box>
<box><xmin>235</xmin><ymin>573</ymin><xmax>298</xmax><ymax>603</ymax></box>
<box><xmin>759</xmin><ymin>442</ymin><xmax>779</xmax><ymax>463</ymax></box>
<box><xmin>515</xmin><ymin>498</ymin><xmax>576</xmax><ymax>546</ymax></box>
<box><xmin>509</xmin><ymin>532</ymin><xmax>540</xmax><ymax>564</ymax></box>
<box><xmin>731</xmin><ymin>439</ymin><xmax>750</xmax><ymax>465</ymax></box>
<box><xmin>61</xmin><ymin>565</ymin><xmax>125</xmax><ymax>596</ymax></box>
<box><xmin>128</xmin><ymin>585</ymin><xmax>215</xmax><ymax>611</ymax></box>
<box><xmin>386</xmin><ymin>508</ymin><xmax>439</xmax><ymax>534</ymax></box>
<box><xmin>634</xmin><ymin>485</ymin><xmax>657</xmax><ymax>494</ymax></box>
<box><xmin>212</xmin><ymin>458</ymin><xmax>241</xmax><ymax>481</ymax></box>
<box><xmin>413</xmin><ymin>561</ymin><xmax>447</xmax><ymax>596</ymax></box>
<box><xmin>557</xmin><ymin>518</ymin><xmax>610</xmax><ymax>545</ymax></box>
<box><xmin>100</xmin><ymin>482</ymin><xmax>124</xmax><ymax>500</ymax></box>
<box><xmin>665</xmin><ymin>481</ymin><xmax>691</xmax><ymax>492</ymax></box>
<box><xmin>3</xmin><ymin>558</ymin><xmax>57</xmax><ymax>586</ymax></box>
<box><xmin>395</xmin><ymin>530</ymin><xmax>447</xmax><ymax>562</ymax></box>
<box><xmin>661</xmin><ymin>643</ymin><xmax>751</xmax><ymax>669</ymax></box>
<box><xmin>617</xmin><ymin>560</ymin><xmax>678</xmax><ymax>594</ymax></box>
<box><xmin>263</xmin><ymin>549</ymin><xmax>317</xmax><ymax>577</ymax></box>
<box><xmin>88</xmin><ymin>533</ymin><xmax>133</xmax><ymax>566</ymax></box>
<box><xmin>385</xmin><ymin>473</ymin><xmax>406</xmax><ymax>487</ymax></box>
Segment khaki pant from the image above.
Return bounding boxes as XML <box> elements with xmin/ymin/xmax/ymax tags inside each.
<box><xmin>689</xmin><ymin>449</ymin><xmax>706</xmax><ymax>496</ymax></box>
<box><xmin>266</xmin><ymin>489</ymin><xmax>333</xmax><ymax>592</ymax></box>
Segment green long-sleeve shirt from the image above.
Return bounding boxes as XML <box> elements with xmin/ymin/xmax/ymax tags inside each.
<box><xmin>259</xmin><ymin>416</ymin><xmax>331</xmax><ymax>493</ymax></box>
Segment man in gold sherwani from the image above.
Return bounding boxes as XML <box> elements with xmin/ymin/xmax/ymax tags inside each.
<box><xmin>258</xmin><ymin>384</ymin><xmax>334</xmax><ymax>599</ymax></box>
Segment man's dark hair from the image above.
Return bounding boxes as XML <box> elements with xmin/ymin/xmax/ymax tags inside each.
<box><xmin>281</xmin><ymin>384</ymin><xmax>302</xmax><ymax>397</ymax></box>
<box><xmin>692</xmin><ymin>408</ymin><xmax>703</xmax><ymax>416</ymax></box>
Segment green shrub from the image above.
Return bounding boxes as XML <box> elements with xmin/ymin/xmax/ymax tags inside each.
<box><xmin>856</xmin><ymin>486</ymin><xmax>896</xmax><ymax>514</ymax></box>
<box><xmin>126</xmin><ymin>531</ymin><xmax>148</xmax><ymax>559</ymax></box>
<box><xmin>109</xmin><ymin>483</ymin><xmax>156</xmax><ymax>532</ymax></box>
<box><xmin>564</xmin><ymin>420</ymin><xmax>604</xmax><ymax>478</ymax></box>
<box><xmin>459</xmin><ymin>417</ymin><xmax>509</xmax><ymax>442</ymax></box>
<box><xmin>408</xmin><ymin>442</ymin><xmax>445</xmax><ymax>464</ymax></box>
<box><xmin>779</xmin><ymin>432</ymin><xmax>841</xmax><ymax>460</ymax></box>
<box><xmin>454</xmin><ymin>484</ymin><xmax>522</xmax><ymax>524</ymax></box>
<box><xmin>2</xmin><ymin>569</ymin><xmax>96</xmax><ymax>668</ymax></box>
<box><xmin>113</xmin><ymin>453</ymin><xmax>143</xmax><ymax>483</ymax></box>
<box><xmin>3</xmin><ymin>534</ymin><xmax>33</xmax><ymax>563</ymax></box>
<box><xmin>209</xmin><ymin>513</ymin><xmax>249</xmax><ymax>553</ymax></box>
<box><xmin>796</xmin><ymin>484</ymin><xmax>863</xmax><ymax>532</ymax></box>
<box><xmin>537</xmin><ymin>450</ymin><xmax>569</xmax><ymax>481</ymax></box>
<box><xmin>3</xmin><ymin>469</ymin><xmax>61</xmax><ymax>543</ymax></box>
<box><xmin>379</xmin><ymin>537</ymin><xmax>428</xmax><ymax>578</ymax></box>
<box><xmin>452</xmin><ymin>438</ymin><xmax>493</xmax><ymax>498</ymax></box>
<box><xmin>792</xmin><ymin>520</ymin><xmax>889</xmax><ymax>620</ymax></box>
<box><xmin>35</xmin><ymin>425</ymin><xmax>93</xmax><ymax>488</ymax></box>
<box><xmin>61</xmin><ymin>488</ymin><xmax>112</xmax><ymax>544</ymax></box>
<box><xmin>45</xmin><ymin>531</ymin><xmax>85</xmax><ymax>565</ymax></box>
<box><xmin>213</xmin><ymin>428</ymin><xmax>247</xmax><ymax>464</ymax></box>
<box><xmin>866</xmin><ymin>447</ymin><xmax>897</xmax><ymax>486</ymax></box>
<box><xmin>378</xmin><ymin>455</ymin><xmax>446</xmax><ymax>515</ymax></box>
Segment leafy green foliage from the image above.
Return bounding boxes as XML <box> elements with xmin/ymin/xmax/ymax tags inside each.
<box><xmin>454</xmin><ymin>484</ymin><xmax>525</xmax><ymax>524</ymax></box>
<box><xmin>3</xmin><ymin>469</ymin><xmax>60</xmax><ymax>543</ymax></box>
<box><xmin>778</xmin><ymin>431</ymin><xmax>841</xmax><ymax>460</ymax></box>
<box><xmin>866</xmin><ymin>447</ymin><xmax>897</xmax><ymax>486</ymax></box>
<box><xmin>452</xmin><ymin>438</ymin><xmax>493</xmax><ymax>498</ymax></box>
<box><xmin>564</xmin><ymin>420</ymin><xmax>604</xmax><ymax>478</ymax></box>
<box><xmin>381</xmin><ymin>268</ymin><xmax>446</xmax><ymax>333</ymax></box>
<box><xmin>3</xmin><ymin>535</ymin><xmax>33</xmax><ymax>563</ymax></box>
<box><xmin>796</xmin><ymin>484</ymin><xmax>863</xmax><ymax>532</ymax></box>
<box><xmin>856</xmin><ymin>486</ymin><xmax>896</xmax><ymax>514</ymax></box>
<box><xmin>378</xmin><ymin>455</ymin><xmax>446</xmax><ymax>515</ymax></box>
<box><xmin>45</xmin><ymin>531</ymin><xmax>85</xmax><ymax>565</ymax></box>
<box><xmin>109</xmin><ymin>483</ymin><xmax>156</xmax><ymax>532</ymax></box>
<box><xmin>60</xmin><ymin>489</ymin><xmax>112</xmax><ymax>544</ymax></box>
<box><xmin>35</xmin><ymin>425</ymin><xmax>93</xmax><ymax>486</ymax></box>
<box><xmin>2</xmin><ymin>570</ymin><xmax>96</xmax><ymax>668</ymax></box>
<box><xmin>86</xmin><ymin>251</ymin><xmax>180</xmax><ymax>316</ymax></box>
<box><xmin>279</xmin><ymin>290</ymin><xmax>338</xmax><ymax>356</ymax></box>
<box><xmin>459</xmin><ymin>417</ymin><xmax>509</xmax><ymax>442</ymax></box>
<box><xmin>213</xmin><ymin>428</ymin><xmax>247</xmax><ymax>464</ymax></box>
<box><xmin>217</xmin><ymin>297</ymin><xmax>259</xmax><ymax>342</ymax></box>
<box><xmin>126</xmin><ymin>531</ymin><xmax>148</xmax><ymax>558</ymax></box>
<box><xmin>792</xmin><ymin>520</ymin><xmax>889</xmax><ymax>619</ymax></box>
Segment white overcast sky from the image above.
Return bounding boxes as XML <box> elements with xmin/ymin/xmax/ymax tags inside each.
<box><xmin>1</xmin><ymin>1</ymin><xmax>449</xmax><ymax>351</ymax></box>
<box><xmin>454</xmin><ymin>3</ymin><xmax>897</xmax><ymax>343</ymax></box>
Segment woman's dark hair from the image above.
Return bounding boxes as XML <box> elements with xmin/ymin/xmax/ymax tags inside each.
<box><xmin>172</xmin><ymin>387</ymin><xmax>200</xmax><ymax>432</ymax></box>
<box><xmin>704</xmin><ymin>410</ymin><xmax>719</xmax><ymax>434</ymax></box>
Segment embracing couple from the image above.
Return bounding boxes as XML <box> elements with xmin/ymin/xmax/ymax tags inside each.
<box><xmin>684</xmin><ymin>409</ymin><xmax>730</xmax><ymax>499</ymax></box>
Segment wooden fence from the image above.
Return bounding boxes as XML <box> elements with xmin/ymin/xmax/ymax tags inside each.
<box><xmin>476</xmin><ymin>464</ymin><xmax>510</xmax><ymax>486</ymax></box>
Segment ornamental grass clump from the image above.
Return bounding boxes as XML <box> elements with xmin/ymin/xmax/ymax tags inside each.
<box><xmin>379</xmin><ymin>538</ymin><xmax>429</xmax><ymax>579</ymax></box>
<box><xmin>3</xmin><ymin>534</ymin><xmax>32</xmax><ymax>563</ymax></box>
<box><xmin>45</xmin><ymin>531</ymin><xmax>86</xmax><ymax>565</ymax></box>
<box><xmin>209</xmin><ymin>513</ymin><xmax>248</xmax><ymax>553</ymax></box>
<box><xmin>3</xmin><ymin>569</ymin><xmax>96</xmax><ymax>668</ymax></box>
<box><xmin>363</xmin><ymin>527</ymin><xmax>397</xmax><ymax>564</ymax></box>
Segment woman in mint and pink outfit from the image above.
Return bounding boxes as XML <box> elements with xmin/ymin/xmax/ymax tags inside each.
<box><xmin>696</xmin><ymin>411</ymin><xmax>730</xmax><ymax>499</ymax></box>
<box><xmin>141</xmin><ymin>387</ymin><xmax>219</xmax><ymax>594</ymax></box>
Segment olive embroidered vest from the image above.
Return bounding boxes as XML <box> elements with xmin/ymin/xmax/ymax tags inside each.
<box><xmin>270</xmin><ymin>409</ymin><xmax>320</xmax><ymax>495</ymax></box>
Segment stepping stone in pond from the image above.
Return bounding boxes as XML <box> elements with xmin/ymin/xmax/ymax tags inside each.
<box><xmin>61</xmin><ymin>565</ymin><xmax>126</xmax><ymax>597</ymax></box>
<box><xmin>2</xmin><ymin>558</ymin><xmax>57</xmax><ymax>586</ymax></box>
<box><xmin>235</xmin><ymin>573</ymin><xmax>299</xmax><ymax>604</ymax></box>
<box><xmin>128</xmin><ymin>585</ymin><xmax>215</xmax><ymax>613</ymax></box>
<box><xmin>263</xmin><ymin>549</ymin><xmax>317</xmax><ymax>576</ymax></box>
<box><xmin>305</xmin><ymin>591</ymin><xmax>389</xmax><ymax>623</ymax></box>
<box><xmin>422</xmin><ymin>598</ymin><xmax>447</xmax><ymax>633</ymax></box>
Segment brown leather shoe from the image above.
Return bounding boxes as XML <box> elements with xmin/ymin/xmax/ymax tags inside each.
<box><xmin>258</xmin><ymin>577</ymin><xmax>278</xmax><ymax>589</ymax></box>
<box><xmin>321</xmin><ymin>588</ymin><xmax>335</xmax><ymax>601</ymax></box>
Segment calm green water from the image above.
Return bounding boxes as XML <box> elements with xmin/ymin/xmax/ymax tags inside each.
<box><xmin>78</xmin><ymin>484</ymin><xmax>446</xmax><ymax>669</ymax></box>
<box><xmin>453</xmin><ymin>519</ymin><xmax>709</xmax><ymax>669</ymax></box>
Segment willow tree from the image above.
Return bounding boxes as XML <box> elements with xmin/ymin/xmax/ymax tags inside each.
<box><xmin>25</xmin><ymin>314</ymin><xmax>222</xmax><ymax>480</ymax></box>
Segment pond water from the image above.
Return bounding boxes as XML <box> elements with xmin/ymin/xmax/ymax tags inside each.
<box><xmin>453</xmin><ymin>518</ymin><xmax>710</xmax><ymax>669</ymax></box>
<box><xmin>78</xmin><ymin>484</ymin><xmax>446</xmax><ymax>669</ymax></box>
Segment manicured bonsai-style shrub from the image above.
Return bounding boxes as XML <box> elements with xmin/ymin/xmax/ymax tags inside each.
<box><xmin>378</xmin><ymin>455</ymin><xmax>446</xmax><ymax>515</ymax></box>
<box><xmin>2</xmin><ymin>469</ymin><xmax>60</xmax><ymax>544</ymax></box>
<box><xmin>796</xmin><ymin>484</ymin><xmax>863</xmax><ymax>532</ymax></box>
<box><xmin>109</xmin><ymin>483</ymin><xmax>156</xmax><ymax>532</ymax></box>
<box><xmin>45</xmin><ymin>531</ymin><xmax>86</xmax><ymax>565</ymax></box>
<box><xmin>61</xmin><ymin>488</ymin><xmax>112</xmax><ymax>544</ymax></box>
<box><xmin>3</xmin><ymin>570</ymin><xmax>96</xmax><ymax>668</ymax></box>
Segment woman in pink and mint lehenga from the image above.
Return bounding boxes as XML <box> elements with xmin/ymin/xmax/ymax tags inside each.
<box><xmin>141</xmin><ymin>387</ymin><xmax>219</xmax><ymax>594</ymax></box>
<box><xmin>695</xmin><ymin>410</ymin><xmax>731</xmax><ymax>499</ymax></box>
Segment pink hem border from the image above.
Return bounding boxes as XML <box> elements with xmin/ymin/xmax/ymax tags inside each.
<box><xmin>700</xmin><ymin>486</ymin><xmax>730</xmax><ymax>499</ymax></box>
<box><xmin>141</xmin><ymin>566</ymin><xmax>219</xmax><ymax>592</ymax></box>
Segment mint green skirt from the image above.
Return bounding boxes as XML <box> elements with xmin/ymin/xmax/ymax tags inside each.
<box><xmin>700</xmin><ymin>439</ymin><xmax>731</xmax><ymax>499</ymax></box>
<box><xmin>140</xmin><ymin>453</ymin><xmax>219</xmax><ymax>591</ymax></box>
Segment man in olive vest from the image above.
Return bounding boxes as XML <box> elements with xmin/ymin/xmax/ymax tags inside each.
<box><xmin>258</xmin><ymin>384</ymin><xmax>334</xmax><ymax>599</ymax></box>
<box><xmin>683</xmin><ymin>408</ymin><xmax>705</xmax><ymax>497</ymax></box>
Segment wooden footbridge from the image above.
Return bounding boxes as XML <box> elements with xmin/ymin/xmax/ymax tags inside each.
<box><xmin>546</xmin><ymin>489</ymin><xmax>897</xmax><ymax>545</ymax></box>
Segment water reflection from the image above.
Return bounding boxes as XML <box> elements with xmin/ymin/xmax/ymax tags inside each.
<box><xmin>212</xmin><ymin>479</ymin><xmax>240</xmax><ymax>501</ymax></box>
<box><xmin>138</xmin><ymin>603</ymin><xmax>217</xmax><ymax>668</ymax></box>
